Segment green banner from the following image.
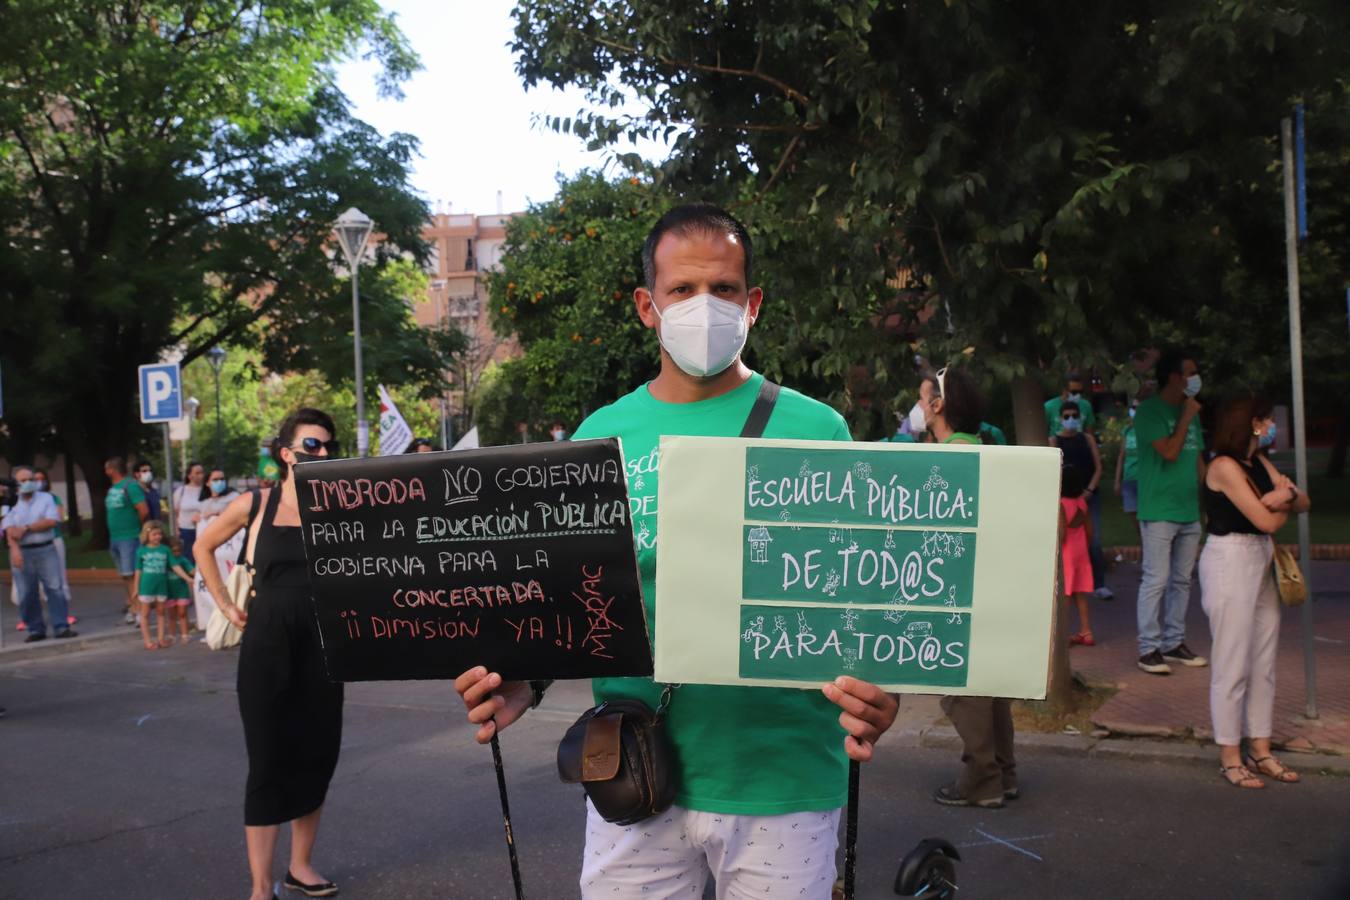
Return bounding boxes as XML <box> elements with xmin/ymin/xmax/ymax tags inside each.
<box><xmin>744</xmin><ymin>446</ymin><xmax>980</xmax><ymax>528</ymax></box>
<box><xmin>741</xmin><ymin>524</ymin><xmax>976</xmax><ymax>607</ymax></box>
<box><xmin>739</xmin><ymin>604</ymin><xmax>971</xmax><ymax>686</ymax></box>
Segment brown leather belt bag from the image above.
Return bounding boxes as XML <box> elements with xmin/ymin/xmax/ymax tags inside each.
<box><xmin>557</xmin><ymin>698</ymin><xmax>677</xmax><ymax>826</ymax></box>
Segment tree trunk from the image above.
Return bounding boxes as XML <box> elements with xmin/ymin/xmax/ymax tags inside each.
<box><xmin>1014</xmin><ymin>373</ymin><xmax>1075</xmax><ymax>709</ymax></box>
<box><xmin>1044</xmin><ymin>568</ymin><xmax>1076</xmax><ymax>712</ymax></box>
<box><xmin>1010</xmin><ymin>373</ymin><xmax>1048</xmax><ymax>447</ymax></box>
<box><xmin>63</xmin><ymin>444</ymin><xmax>83</xmax><ymax>537</ymax></box>
<box><xmin>1327</xmin><ymin>408</ymin><xmax>1347</xmax><ymax>478</ymax></box>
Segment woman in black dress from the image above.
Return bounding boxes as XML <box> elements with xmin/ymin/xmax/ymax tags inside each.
<box><xmin>196</xmin><ymin>408</ymin><xmax>344</xmax><ymax>900</ymax></box>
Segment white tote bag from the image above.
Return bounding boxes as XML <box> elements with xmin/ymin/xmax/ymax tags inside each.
<box><xmin>205</xmin><ymin>492</ymin><xmax>262</xmax><ymax>650</ymax></box>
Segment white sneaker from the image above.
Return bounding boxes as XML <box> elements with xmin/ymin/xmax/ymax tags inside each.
<box><xmin>1094</xmin><ymin>586</ymin><xmax>1115</xmax><ymax>601</ymax></box>
<box><xmin>124</xmin><ymin>610</ymin><xmax>137</xmax><ymax>625</ymax></box>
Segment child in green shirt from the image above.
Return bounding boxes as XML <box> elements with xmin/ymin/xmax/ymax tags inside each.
<box><xmin>134</xmin><ymin>521</ymin><xmax>188</xmax><ymax>649</ymax></box>
<box><xmin>166</xmin><ymin>536</ymin><xmax>196</xmax><ymax>643</ymax></box>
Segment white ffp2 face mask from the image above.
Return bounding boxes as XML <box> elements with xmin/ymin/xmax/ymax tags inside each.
<box><xmin>653</xmin><ymin>293</ymin><xmax>750</xmax><ymax>378</ymax></box>
<box><xmin>908</xmin><ymin>402</ymin><xmax>927</xmax><ymax>434</ymax></box>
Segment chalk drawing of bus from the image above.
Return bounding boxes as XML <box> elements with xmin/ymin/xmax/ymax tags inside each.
<box><xmin>905</xmin><ymin>621</ymin><xmax>933</xmax><ymax>640</ymax></box>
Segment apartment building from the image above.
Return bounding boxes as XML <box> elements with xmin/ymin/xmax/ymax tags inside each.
<box><xmin>416</xmin><ymin>209</ymin><xmax>521</xmax><ymax>440</ymax></box>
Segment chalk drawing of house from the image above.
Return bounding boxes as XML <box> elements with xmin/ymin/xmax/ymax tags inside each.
<box><xmin>747</xmin><ymin>527</ymin><xmax>773</xmax><ymax>563</ymax></box>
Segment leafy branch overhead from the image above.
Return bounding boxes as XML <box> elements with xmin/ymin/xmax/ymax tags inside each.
<box><xmin>511</xmin><ymin>0</ymin><xmax>1350</xmax><ymax>429</ymax></box>
<box><xmin>0</xmin><ymin>0</ymin><xmax>455</xmax><ymax>540</ymax></box>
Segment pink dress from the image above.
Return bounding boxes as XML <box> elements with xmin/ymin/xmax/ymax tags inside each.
<box><xmin>1060</xmin><ymin>496</ymin><xmax>1093</xmax><ymax>595</ymax></box>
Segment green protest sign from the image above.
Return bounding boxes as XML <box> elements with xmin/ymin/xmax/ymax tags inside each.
<box><xmin>741</xmin><ymin>524</ymin><xmax>977</xmax><ymax>608</ymax></box>
<box><xmin>740</xmin><ymin>605</ymin><xmax>971</xmax><ymax>687</ymax></box>
<box><xmin>655</xmin><ymin>437</ymin><xmax>1060</xmax><ymax>698</ymax></box>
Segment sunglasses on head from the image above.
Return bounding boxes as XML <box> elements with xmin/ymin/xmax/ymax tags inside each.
<box><xmin>291</xmin><ymin>437</ymin><xmax>341</xmax><ymax>456</ymax></box>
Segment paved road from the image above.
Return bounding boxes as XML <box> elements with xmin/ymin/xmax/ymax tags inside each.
<box><xmin>3</xmin><ymin>640</ymin><xmax>1349</xmax><ymax>900</ymax></box>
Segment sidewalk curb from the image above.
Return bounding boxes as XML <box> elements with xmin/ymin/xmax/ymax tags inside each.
<box><xmin>0</xmin><ymin>626</ymin><xmax>141</xmax><ymax>665</ymax></box>
<box><xmin>894</xmin><ymin>724</ymin><xmax>1350</xmax><ymax>775</ymax></box>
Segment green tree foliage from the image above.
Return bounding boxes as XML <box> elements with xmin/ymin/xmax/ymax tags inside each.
<box><xmin>177</xmin><ymin>318</ymin><xmax>446</xmax><ymax>479</ymax></box>
<box><xmin>0</xmin><ymin>1</ymin><xmax>460</xmax><ymax>541</ymax></box>
<box><xmin>511</xmin><ymin>0</ymin><xmax>1350</xmax><ymax>442</ymax></box>
<box><xmin>477</xmin><ymin>172</ymin><xmax>668</xmax><ymax>444</ymax></box>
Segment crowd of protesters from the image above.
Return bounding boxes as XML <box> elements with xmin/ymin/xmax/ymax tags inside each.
<box><xmin>0</xmin><ymin>203</ymin><xmax>1319</xmax><ymax>898</ymax></box>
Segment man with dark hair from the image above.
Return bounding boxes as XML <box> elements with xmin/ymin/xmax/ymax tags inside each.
<box><xmin>105</xmin><ymin>456</ymin><xmax>150</xmax><ymax>622</ymax></box>
<box><xmin>1133</xmin><ymin>349</ymin><xmax>1208</xmax><ymax>675</ymax></box>
<box><xmin>457</xmin><ymin>202</ymin><xmax>898</xmax><ymax>898</ymax></box>
<box><xmin>1044</xmin><ymin>370</ymin><xmax>1097</xmax><ymax>438</ymax></box>
<box><xmin>134</xmin><ymin>459</ymin><xmax>162</xmax><ymax>521</ymax></box>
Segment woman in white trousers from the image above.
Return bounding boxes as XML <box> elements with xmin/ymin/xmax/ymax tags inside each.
<box><xmin>1199</xmin><ymin>391</ymin><xmax>1311</xmax><ymax>789</ymax></box>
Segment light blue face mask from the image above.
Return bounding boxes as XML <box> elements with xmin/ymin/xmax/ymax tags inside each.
<box><xmin>1062</xmin><ymin>416</ymin><xmax>1082</xmax><ymax>433</ymax></box>
<box><xmin>210</xmin><ymin>479</ymin><xmax>228</xmax><ymax>494</ymax></box>
<box><xmin>1258</xmin><ymin>422</ymin><xmax>1277</xmax><ymax>449</ymax></box>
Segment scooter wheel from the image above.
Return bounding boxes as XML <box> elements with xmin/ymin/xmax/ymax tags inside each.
<box><xmin>894</xmin><ymin>838</ymin><xmax>960</xmax><ymax>898</ymax></box>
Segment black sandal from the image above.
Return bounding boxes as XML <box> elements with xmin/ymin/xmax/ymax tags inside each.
<box><xmin>283</xmin><ymin>871</ymin><xmax>339</xmax><ymax>897</ymax></box>
<box><xmin>1219</xmin><ymin>764</ymin><xmax>1264</xmax><ymax>789</ymax></box>
<box><xmin>1245</xmin><ymin>754</ymin><xmax>1300</xmax><ymax>783</ymax></box>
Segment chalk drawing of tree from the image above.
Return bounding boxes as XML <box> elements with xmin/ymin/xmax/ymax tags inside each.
<box><xmin>884</xmin><ymin>530</ymin><xmax>896</xmax><ymax>550</ymax></box>
<box><xmin>852</xmin><ymin>461</ymin><xmax>872</xmax><ymax>481</ymax></box>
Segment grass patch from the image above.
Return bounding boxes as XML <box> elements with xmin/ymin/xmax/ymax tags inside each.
<box><xmin>0</xmin><ymin>521</ymin><xmax>123</xmax><ymax>571</ymax></box>
<box><xmin>1099</xmin><ymin>447</ymin><xmax>1350</xmax><ymax>547</ymax></box>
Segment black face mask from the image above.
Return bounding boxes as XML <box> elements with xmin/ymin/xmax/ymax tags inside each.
<box><xmin>291</xmin><ymin>451</ymin><xmax>323</xmax><ymax>465</ymax></box>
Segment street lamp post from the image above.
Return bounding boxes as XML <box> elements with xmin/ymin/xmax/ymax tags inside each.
<box><xmin>206</xmin><ymin>346</ymin><xmax>227</xmax><ymax>467</ymax></box>
<box><xmin>333</xmin><ymin>207</ymin><xmax>375</xmax><ymax>457</ymax></box>
<box><xmin>185</xmin><ymin>396</ymin><xmax>201</xmax><ymax>469</ymax></box>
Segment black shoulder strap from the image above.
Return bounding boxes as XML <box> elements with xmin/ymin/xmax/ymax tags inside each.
<box><xmin>740</xmin><ymin>379</ymin><xmax>781</xmax><ymax>439</ymax></box>
<box><xmin>236</xmin><ymin>489</ymin><xmax>262</xmax><ymax>566</ymax></box>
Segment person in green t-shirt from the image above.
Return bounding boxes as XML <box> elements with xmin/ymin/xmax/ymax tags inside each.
<box><xmin>1133</xmin><ymin>350</ymin><xmax>1209</xmax><ymax>675</ymax></box>
<box><xmin>907</xmin><ymin>366</ymin><xmax>1019</xmax><ymax>809</ymax></box>
<box><xmin>166</xmin><ymin>536</ymin><xmax>196</xmax><ymax>643</ymax></box>
<box><xmin>1113</xmin><ymin>398</ymin><xmax>1143</xmax><ymax>541</ymax></box>
<box><xmin>1044</xmin><ymin>370</ymin><xmax>1097</xmax><ymax>438</ymax></box>
<box><xmin>133</xmin><ymin>520</ymin><xmax>173</xmax><ymax>649</ymax></box>
<box><xmin>104</xmin><ymin>456</ymin><xmax>150</xmax><ymax>622</ymax></box>
<box><xmin>455</xmin><ymin>203</ymin><xmax>899</xmax><ymax>897</ymax></box>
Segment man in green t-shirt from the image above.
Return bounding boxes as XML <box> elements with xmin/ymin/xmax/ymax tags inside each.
<box><xmin>104</xmin><ymin>456</ymin><xmax>150</xmax><ymax>621</ymax></box>
<box><xmin>456</xmin><ymin>204</ymin><xmax>898</xmax><ymax>898</ymax></box>
<box><xmin>1133</xmin><ymin>350</ymin><xmax>1208</xmax><ymax>675</ymax></box>
<box><xmin>1044</xmin><ymin>371</ymin><xmax>1097</xmax><ymax>438</ymax></box>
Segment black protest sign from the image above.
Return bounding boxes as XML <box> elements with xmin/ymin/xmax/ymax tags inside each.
<box><xmin>295</xmin><ymin>439</ymin><xmax>652</xmax><ymax>682</ymax></box>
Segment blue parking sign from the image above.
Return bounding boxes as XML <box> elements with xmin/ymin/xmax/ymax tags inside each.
<box><xmin>139</xmin><ymin>363</ymin><xmax>183</xmax><ymax>423</ymax></box>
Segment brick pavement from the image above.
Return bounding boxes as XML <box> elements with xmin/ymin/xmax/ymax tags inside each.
<box><xmin>1076</xmin><ymin>558</ymin><xmax>1350</xmax><ymax>757</ymax></box>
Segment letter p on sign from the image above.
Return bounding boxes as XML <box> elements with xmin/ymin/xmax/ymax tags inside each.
<box><xmin>138</xmin><ymin>363</ymin><xmax>183</xmax><ymax>423</ymax></box>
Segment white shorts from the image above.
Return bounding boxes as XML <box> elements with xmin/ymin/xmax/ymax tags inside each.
<box><xmin>581</xmin><ymin>801</ymin><xmax>841</xmax><ymax>900</ymax></box>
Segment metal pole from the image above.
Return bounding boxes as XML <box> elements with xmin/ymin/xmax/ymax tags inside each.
<box><xmin>1281</xmin><ymin>116</ymin><xmax>1318</xmax><ymax>720</ymax></box>
<box><xmin>843</xmin><ymin>759</ymin><xmax>859</xmax><ymax>899</ymax></box>
<box><xmin>489</xmin><ymin>732</ymin><xmax>525</xmax><ymax>899</ymax></box>
<box><xmin>214</xmin><ymin>368</ymin><xmax>223</xmax><ymax>468</ymax></box>
<box><xmin>353</xmin><ymin>267</ymin><xmax>369</xmax><ymax>458</ymax></box>
<box><xmin>162</xmin><ymin>424</ymin><xmax>175</xmax><ymax>537</ymax></box>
